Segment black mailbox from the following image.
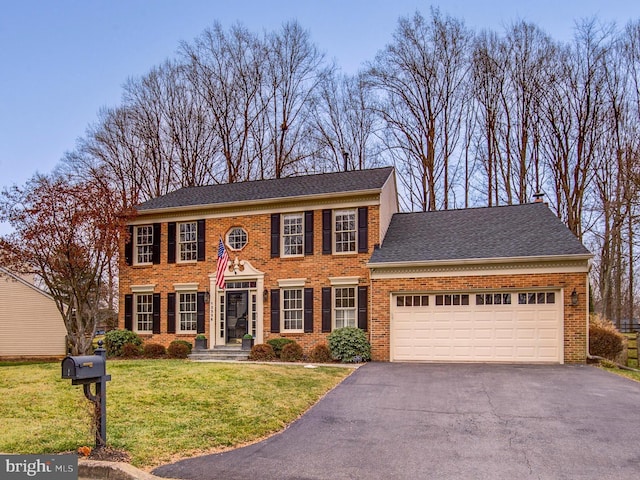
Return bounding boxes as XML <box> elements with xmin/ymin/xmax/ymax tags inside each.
<box><xmin>61</xmin><ymin>355</ymin><xmax>106</xmax><ymax>382</ymax></box>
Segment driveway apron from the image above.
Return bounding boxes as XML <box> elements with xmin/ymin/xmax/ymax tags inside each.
<box><xmin>152</xmin><ymin>363</ymin><xmax>640</xmax><ymax>480</ymax></box>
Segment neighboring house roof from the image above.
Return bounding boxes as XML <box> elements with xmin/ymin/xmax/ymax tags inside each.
<box><xmin>369</xmin><ymin>203</ymin><xmax>592</xmax><ymax>265</ymax></box>
<box><xmin>0</xmin><ymin>267</ymin><xmax>53</xmax><ymax>300</ymax></box>
<box><xmin>137</xmin><ymin>166</ymin><xmax>395</xmax><ymax>212</ymax></box>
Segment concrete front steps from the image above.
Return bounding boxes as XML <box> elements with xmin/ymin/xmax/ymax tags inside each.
<box><xmin>188</xmin><ymin>345</ymin><xmax>250</xmax><ymax>362</ymax></box>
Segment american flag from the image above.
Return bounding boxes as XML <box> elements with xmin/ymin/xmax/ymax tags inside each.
<box><xmin>216</xmin><ymin>238</ymin><xmax>229</xmax><ymax>289</ymax></box>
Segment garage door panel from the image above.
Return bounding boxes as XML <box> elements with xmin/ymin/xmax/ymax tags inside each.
<box><xmin>392</xmin><ymin>291</ymin><xmax>562</xmax><ymax>363</ymax></box>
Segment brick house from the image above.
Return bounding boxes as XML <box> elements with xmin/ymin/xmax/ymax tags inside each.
<box><xmin>119</xmin><ymin>167</ymin><xmax>592</xmax><ymax>363</ymax></box>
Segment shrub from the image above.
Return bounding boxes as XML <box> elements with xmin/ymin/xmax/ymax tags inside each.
<box><xmin>121</xmin><ymin>342</ymin><xmax>141</xmax><ymax>358</ymax></box>
<box><xmin>280</xmin><ymin>342</ymin><xmax>304</xmax><ymax>362</ymax></box>
<box><xmin>309</xmin><ymin>344</ymin><xmax>333</xmax><ymax>363</ymax></box>
<box><xmin>328</xmin><ymin>327</ymin><xmax>371</xmax><ymax>363</ymax></box>
<box><xmin>104</xmin><ymin>329</ymin><xmax>142</xmax><ymax>357</ymax></box>
<box><xmin>143</xmin><ymin>343</ymin><xmax>167</xmax><ymax>359</ymax></box>
<box><xmin>167</xmin><ymin>341</ymin><xmax>191</xmax><ymax>359</ymax></box>
<box><xmin>266</xmin><ymin>338</ymin><xmax>295</xmax><ymax>358</ymax></box>
<box><xmin>249</xmin><ymin>343</ymin><xmax>276</xmax><ymax>361</ymax></box>
<box><xmin>590</xmin><ymin>315</ymin><xmax>625</xmax><ymax>361</ymax></box>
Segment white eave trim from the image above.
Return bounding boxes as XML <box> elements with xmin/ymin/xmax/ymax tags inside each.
<box><xmin>367</xmin><ymin>254</ymin><xmax>593</xmax><ymax>270</ymax></box>
<box><xmin>368</xmin><ymin>254</ymin><xmax>592</xmax><ymax>279</ymax></box>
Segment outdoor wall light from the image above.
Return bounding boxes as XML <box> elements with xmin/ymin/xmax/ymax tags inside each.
<box><xmin>263</xmin><ymin>289</ymin><xmax>269</xmax><ymax>302</ymax></box>
<box><xmin>571</xmin><ymin>288</ymin><xmax>579</xmax><ymax>306</ymax></box>
<box><xmin>204</xmin><ymin>290</ymin><xmax>210</xmax><ymax>304</ymax></box>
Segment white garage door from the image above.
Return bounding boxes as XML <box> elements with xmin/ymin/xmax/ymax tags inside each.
<box><xmin>391</xmin><ymin>291</ymin><xmax>562</xmax><ymax>363</ymax></box>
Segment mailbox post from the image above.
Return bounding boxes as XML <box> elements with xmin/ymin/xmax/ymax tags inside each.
<box><xmin>61</xmin><ymin>341</ymin><xmax>111</xmax><ymax>448</ymax></box>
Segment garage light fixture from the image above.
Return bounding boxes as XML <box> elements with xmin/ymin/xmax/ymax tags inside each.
<box><xmin>571</xmin><ymin>289</ymin><xmax>579</xmax><ymax>306</ymax></box>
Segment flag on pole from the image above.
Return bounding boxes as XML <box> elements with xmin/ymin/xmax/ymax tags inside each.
<box><xmin>216</xmin><ymin>238</ymin><xmax>229</xmax><ymax>289</ymax></box>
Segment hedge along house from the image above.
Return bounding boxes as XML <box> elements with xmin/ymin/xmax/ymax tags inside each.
<box><xmin>119</xmin><ymin>167</ymin><xmax>592</xmax><ymax>363</ymax></box>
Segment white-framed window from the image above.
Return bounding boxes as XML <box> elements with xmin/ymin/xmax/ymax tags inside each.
<box><xmin>135</xmin><ymin>225</ymin><xmax>153</xmax><ymax>265</ymax></box>
<box><xmin>135</xmin><ymin>293</ymin><xmax>153</xmax><ymax>332</ymax></box>
<box><xmin>435</xmin><ymin>294</ymin><xmax>470</xmax><ymax>306</ymax></box>
<box><xmin>178</xmin><ymin>222</ymin><xmax>197</xmax><ymax>262</ymax></box>
<box><xmin>334</xmin><ymin>287</ymin><xmax>356</xmax><ymax>328</ymax></box>
<box><xmin>282</xmin><ymin>213</ymin><xmax>304</xmax><ymax>257</ymax></box>
<box><xmin>282</xmin><ymin>288</ymin><xmax>304</xmax><ymax>332</ymax></box>
<box><xmin>334</xmin><ymin>209</ymin><xmax>356</xmax><ymax>253</ymax></box>
<box><xmin>179</xmin><ymin>292</ymin><xmax>197</xmax><ymax>332</ymax></box>
<box><xmin>227</xmin><ymin>227</ymin><xmax>248</xmax><ymax>251</ymax></box>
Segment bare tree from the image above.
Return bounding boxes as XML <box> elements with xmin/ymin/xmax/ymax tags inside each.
<box><xmin>368</xmin><ymin>9</ymin><xmax>471</xmax><ymax>211</ymax></box>
<box><xmin>312</xmin><ymin>71</ymin><xmax>382</xmax><ymax>172</ymax></box>
<box><xmin>181</xmin><ymin>23</ymin><xmax>266</xmax><ymax>183</ymax></box>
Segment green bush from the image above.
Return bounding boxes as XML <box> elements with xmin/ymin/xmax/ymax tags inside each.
<box><xmin>249</xmin><ymin>343</ymin><xmax>276</xmax><ymax>361</ymax></box>
<box><xmin>267</xmin><ymin>338</ymin><xmax>295</xmax><ymax>358</ymax></box>
<box><xmin>167</xmin><ymin>341</ymin><xmax>191</xmax><ymax>359</ymax></box>
<box><xmin>280</xmin><ymin>342</ymin><xmax>304</xmax><ymax>362</ymax></box>
<box><xmin>328</xmin><ymin>327</ymin><xmax>371</xmax><ymax>363</ymax></box>
<box><xmin>104</xmin><ymin>329</ymin><xmax>142</xmax><ymax>357</ymax></box>
<box><xmin>590</xmin><ymin>315</ymin><xmax>625</xmax><ymax>361</ymax></box>
<box><xmin>309</xmin><ymin>344</ymin><xmax>333</xmax><ymax>363</ymax></box>
<box><xmin>121</xmin><ymin>342</ymin><xmax>142</xmax><ymax>358</ymax></box>
<box><xmin>143</xmin><ymin>343</ymin><xmax>167</xmax><ymax>359</ymax></box>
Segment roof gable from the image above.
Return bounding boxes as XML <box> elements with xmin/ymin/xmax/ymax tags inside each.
<box><xmin>137</xmin><ymin>167</ymin><xmax>395</xmax><ymax>212</ymax></box>
<box><xmin>369</xmin><ymin>203</ymin><xmax>591</xmax><ymax>265</ymax></box>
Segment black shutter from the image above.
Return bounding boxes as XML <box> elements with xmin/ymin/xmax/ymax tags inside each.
<box><xmin>124</xmin><ymin>294</ymin><xmax>133</xmax><ymax>331</ymax></box>
<box><xmin>322</xmin><ymin>209</ymin><xmax>332</xmax><ymax>254</ymax></box>
<box><xmin>197</xmin><ymin>292</ymin><xmax>206</xmax><ymax>333</ymax></box>
<box><xmin>304</xmin><ymin>288</ymin><xmax>314</xmax><ymax>333</ymax></box>
<box><xmin>124</xmin><ymin>226</ymin><xmax>133</xmax><ymax>266</ymax></box>
<box><xmin>197</xmin><ymin>219</ymin><xmax>206</xmax><ymax>262</ymax></box>
<box><xmin>321</xmin><ymin>287</ymin><xmax>332</xmax><ymax>332</ymax></box>
<box><xmin>152</xmin><ymin>293</ymin><xmax>161</xmax><ymax>334</ymax></box>
<box><xmin>358</xmin><ymin>286</ymin><xmax>368</xmax><ymax>331</ymax></box>
<box><xmin>304</xmin><ymin>211</ymin><xmax>314</xmax><ymax>255</ymax></box>
<box><xmin>152</xmin><ymin>223</ymin><xmax>161</xmax><ymax>264</ymax></box>
<box><xmin>270</xmin><ymin>289</ymin><xmax>280</xmax><ymax>333</ymax></box>
<box><xmin>271</xmin><ymin>214</ymin><xmax>280</xmax><ymax>258</ymax></box>
<box><xmin>167</xmin><ymin>222</ymin><xmax>176</xmax><ymax>264</ymax></box>
<box><xmin>358</xmin><ymin>207</ymin><xmax>368</xmax><ymax>253</ymax></box>
<box><xmin>167</xmin><ymin>293</ymin><xmax>176</xmax><ymax>334</ymax></box>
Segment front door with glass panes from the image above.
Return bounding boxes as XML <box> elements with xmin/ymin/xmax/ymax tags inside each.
<box><xmin>218</xmin><ymin>281</ymin><xmax>258</xmax><ymax>345</ymax></box>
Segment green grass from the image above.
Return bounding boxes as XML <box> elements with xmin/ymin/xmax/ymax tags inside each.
<box><xmin>0</xmin><ymin>360</ymin><xmax>351</xmax><ymax>468</ymax></box>
<box><xmin>601</xmin><ymin>365</ymin><xmax>640</xmax><ymax>383</ymax></box>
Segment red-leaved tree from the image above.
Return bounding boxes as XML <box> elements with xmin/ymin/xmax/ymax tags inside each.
<box><xmin>0</xmin><ymin>174</ymin><xmax>128</xmax><ymax>354</ymax></box>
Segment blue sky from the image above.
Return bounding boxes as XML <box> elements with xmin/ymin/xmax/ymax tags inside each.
<box><xmin>1</xmin><ymin>0</ymin><xmax>638</xmax><ymax>202</ymax></box>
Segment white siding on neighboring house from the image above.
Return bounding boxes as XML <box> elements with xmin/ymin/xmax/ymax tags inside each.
<box><xmin>0</xmin><ymin>268</ymin><xmax>67</xmax><ymax>356</ymax></box>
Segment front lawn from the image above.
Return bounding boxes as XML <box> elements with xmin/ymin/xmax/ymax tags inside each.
<box><xmin>0</xmin><ymin>360</ymin><xmax>351</xmax><ymax>468</ymax></box>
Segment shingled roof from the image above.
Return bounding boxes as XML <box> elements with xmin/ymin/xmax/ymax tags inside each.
<box><xmin>369</xmin><ymin>203</ymin><xmax>591</xmax><ymax>265</ymax></box>
<box><xmin>137</xmin><ymin>167</ymin><xmax>395</xmax><ymax>211</ymax></box>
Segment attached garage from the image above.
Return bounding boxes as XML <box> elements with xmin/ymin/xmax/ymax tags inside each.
<box><xmin>391</xmin><ymin>291</ymin><xmax>563</xmax><ymax>363</ymax></box>
<box><xmin>367</xmin><ymin>203</ymin><xmax>592</xmax><ymax>364</ymax></box>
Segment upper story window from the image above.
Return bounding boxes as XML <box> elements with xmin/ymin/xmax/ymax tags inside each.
<box><xmin>334</xmin><ymin>210</ymin><xmax>357</xmax><ymax>253</ymax></box>
<box><xmin>227</xmin><ymin>227</ymin><xmax>248</xmax><ymax>251</ymax></box>
<box><xmin>179</xmin><ymin>222</ymin><xmax>198</xmax><ymax>262</ymax></box>
<box><xmin>135</xmin><ymin>225</ymin><xmax>154</xmax><ymax>265</ymax></box>
<box><xmin>282</xmin><ymin>213</ymin><xmax>304</xmax><ymax>257</ymax></box>
<box><xmin>271</xmin><ymin>212</ymin><xmax>312</xmax><ymax>258</ymax></box>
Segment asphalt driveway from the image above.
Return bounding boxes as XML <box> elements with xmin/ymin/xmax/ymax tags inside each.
<box><xmin>153</xmin><ymin>363</ymin><xmax>640</xmax><ymax>480</ymax></box>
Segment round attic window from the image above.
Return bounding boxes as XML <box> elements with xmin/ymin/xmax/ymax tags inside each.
<box><xmin>227</xmin><ymin>227</ymin><xmax>248</xmax><ymax>251</ymax></box>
